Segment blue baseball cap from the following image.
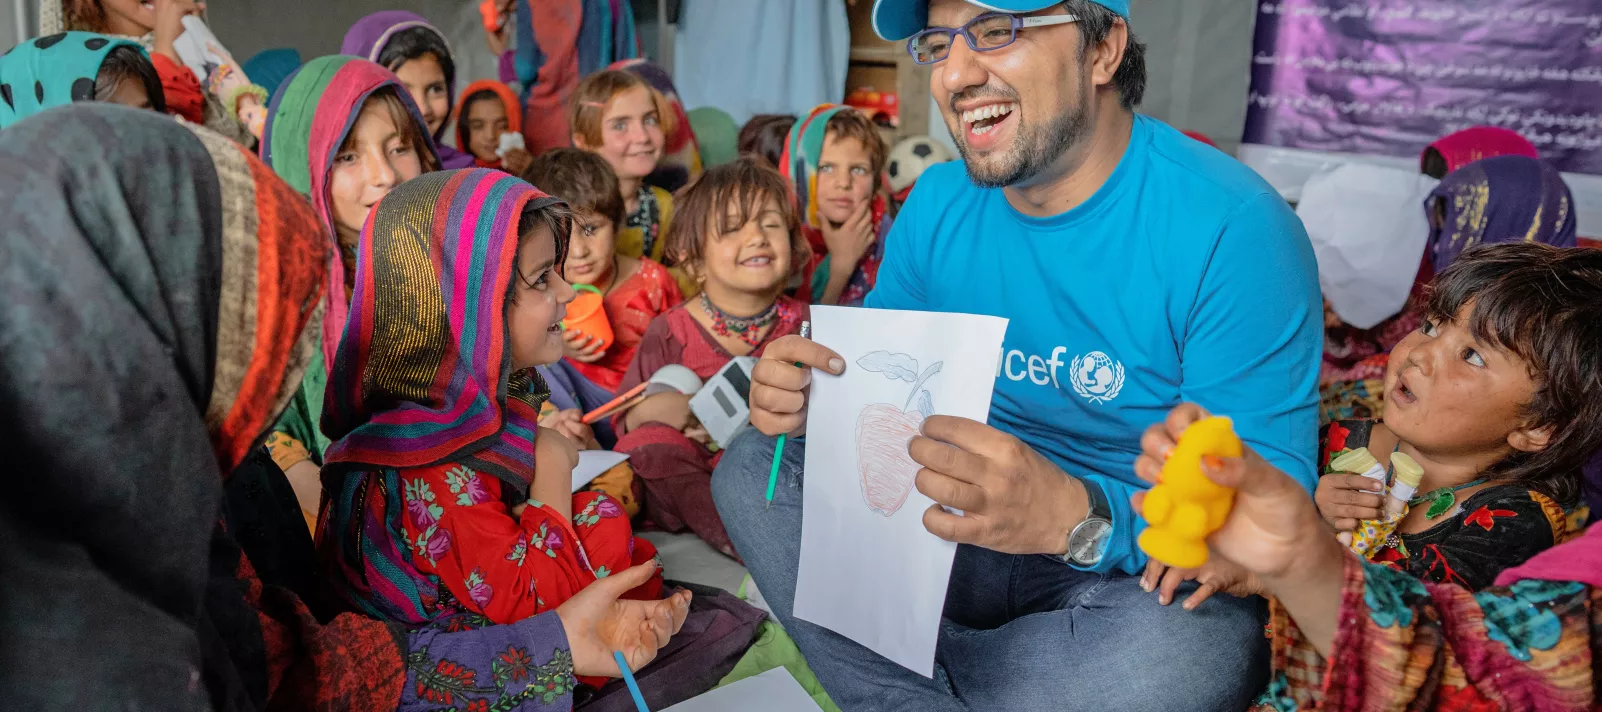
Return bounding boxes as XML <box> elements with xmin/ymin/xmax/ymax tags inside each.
<box><xmin>872</xmin><ymin>0</ymin><xmax>1130</xmax><ymax>41</ymax></box>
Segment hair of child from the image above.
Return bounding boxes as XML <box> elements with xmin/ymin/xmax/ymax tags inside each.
<box><xmin>522</xmin><ymin>147</ymin><xmax>626</xmax><ymax>228</ymax></box>
<box><xmin>664</xmin><ymin>155</ymin><xmax>808</xmax><ymax>277</ymax></box>
<box><xmin>737</xmin><ymin>114</ymin><xmax>796</xmax><ymax>169</ymax></box>
<box><xmin>95</xmin><ymin>45</ymin><xmax>166</xmax><ymax>114</ymax></box>
<box><xmin>567</xmin><ymin>69</ymin><xmax>676</xmax><ymax>149</ymax></box>
<box><xmin>339</xmin><ymin>87</ymin><xmax>441</xmax><ymax>174</ymax></box>
<box><xmin>1424</xmin><ymin>242</ymin><xmax>1602</xmax><ymax>504</ymax></box>
<box><xmin>375</xmin><ymin>26</ymin><xmax>456</xmax><ymax>92</ymax></box>
<box><xmin>509</xmin><ymin>200</ymin><xmax>574</xmax><ymax>301</ymax></box>
<box><xmin>460</xmin><ymin>88</ymin><xmax>501</xmax><ymax>121</ymax></box>
<box><xmin>823</xmin><ymin>108</ymin><xmax>890</xmax><ymax>178</ymax></box>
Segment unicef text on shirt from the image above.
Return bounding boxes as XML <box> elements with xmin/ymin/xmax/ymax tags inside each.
<box><xmin>996</xmin><ymin>347</ymin><xmax>1125</xmax><ymax>405</ymax></box>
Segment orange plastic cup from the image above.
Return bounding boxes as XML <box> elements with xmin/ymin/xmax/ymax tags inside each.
<box><xmin>562</xmin><ymin>284</ymin><xmax>614</xmax><ymax>352</ymax></box>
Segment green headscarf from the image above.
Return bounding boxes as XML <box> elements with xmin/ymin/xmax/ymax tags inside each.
<box><xmin>688</xmin><ymin>106</ymin><xmax>739</xmax><ymax>168</ymax></box>
<box><xmin>0</xmin><ymin>32</ymin><xmax>145</xmax><ymax>128</ymax></box>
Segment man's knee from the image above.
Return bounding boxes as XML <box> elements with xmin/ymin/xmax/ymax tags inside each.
<box><xmin>710</xmin><ymin>429</ymin><xmax>778</xmax><ymax>512</ymax></box>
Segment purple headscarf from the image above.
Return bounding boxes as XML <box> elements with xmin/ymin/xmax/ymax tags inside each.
<box><xmin>341</xmin><ymin>11</ymin><xmax>476</xmax><ymax>170</ymax></box>
<box><xmin>1427</xmin><ymin>155</ymin><xmax>1577</xmax><ymax>272</ymax></box>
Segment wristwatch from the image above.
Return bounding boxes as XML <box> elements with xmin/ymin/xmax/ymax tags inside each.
<box><xmin>1063</xmin><ymin>479</ymin><xmax>1113</xmax><ymax>567</ymax></box>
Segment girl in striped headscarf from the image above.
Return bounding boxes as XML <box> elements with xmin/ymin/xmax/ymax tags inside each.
<box><xmin>318</xmin><ymin>169</ymin><xmax>663</xmax><ymax>690</ymax></box>
<box><xmin>260</xmin><ymin>55</ymin><xmax>441</xmax><ymax>525</ymax></box>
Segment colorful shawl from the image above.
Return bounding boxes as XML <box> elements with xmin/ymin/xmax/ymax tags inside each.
<box><xmin>516</xmin><ymin>0</ymin><xmax>583</xmax><ymax>154</ymax></box>
<box><xmin>0</xmin><ymin>31</ymin><xmax>145</xmax><ymax>128</ymax></box>
<box><xmin>339</xmin><ymin>10</ymin><xmax>476</xmax><ymax>169</ymax></box>
<box><xmin>782</xmin><ymin>104</ymin><xmax>893</xmax><ymax>305</ymax></box>
<box><xmin>0</xmin><ymin>103</ymin><xmax>325</xmax><ymax>708</ymax></box>
<box><xmin>322</xmin><ymin>169</ymin><xmax>568</xmax><ymax>490</ymax></box>
<box><xmin>262</xmin><ymin>55</ymin><xmax>440</xmax><ymax>368</ymax></box>
<box><xmin>455</xmin><ymin>79</ymin><xmax>524</xmax><ymax>169</ymax></box>
<box><xmin>1428</xmin><ymin>155</ymin><xmax>1577</xmax><ymax>272</ymax></box>
<box><xmin>612</xmin><ymin>57</ymin><xmax>702</xmax><ymax>191</ymax></box>
<box><xmin>578</xmin><ymin>0</ymin><xmax>640</xmax><ymax>75</ymax></box>
<box><xmin>1423</xmin><ymin>126</ymin><xmax>1540</xmax><ymax>176</ymax></box>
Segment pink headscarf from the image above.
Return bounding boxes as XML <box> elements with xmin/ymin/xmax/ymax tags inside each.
<box><xmin>1422</xmin><ymin>127</ymin><xmax>1539</xmax><ymax>176</ymax></box>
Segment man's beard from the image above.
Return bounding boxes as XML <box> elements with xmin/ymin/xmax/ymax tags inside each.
<box><xmin>951</xmin><ymin>90</ymin><xmax>1092</xmax><ymax>189</ymax></box>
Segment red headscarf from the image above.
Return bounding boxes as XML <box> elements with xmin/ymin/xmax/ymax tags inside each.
<box><xmin>455</xmin><ymin>80</ymin><xmax>524</xmax><ymax>169</ymax></box>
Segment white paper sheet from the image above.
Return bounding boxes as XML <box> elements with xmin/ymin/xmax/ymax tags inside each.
<box><xmin>572</xmin><ymin>450</ymin><xmax>629</xmax><ymax>492</ymax></box>
<box><xmin>794</xmin><ymin>306</ymin><xmax>1009</xmax><ymax>677</ymax></box>
<box><xmin>660</xmin><ymin>668</ymin><xmax>820</xmax><ymax>712</ymax></box>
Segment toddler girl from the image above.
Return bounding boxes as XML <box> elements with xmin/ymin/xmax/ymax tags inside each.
<box><xmin>613</xmin><ymin>157</ymin><xmax>811</xmax><ymax>557</ymax></box>
<box><xmin>1316</xmin><ymin>243</ymin><xmax>1596</xmax><ymax>590</ymax></box>
<box><xmin>319</xmin><ymin>170</ymin><xmax>662</xmax><ymax>690</ymax></box>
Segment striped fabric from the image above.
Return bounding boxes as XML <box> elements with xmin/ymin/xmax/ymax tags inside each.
<box><xmin>261</xmin><ymin>55</ymin><xmax>440</xmax><ymax>366</ymax></box>
<box><xmin>189</xmin><ymin>124</ymin><xmax>328</xmax><ymax>469</ymax></box>
<box><xmin>322</xmin><ymin>168</ymin><xmax>566</xmax><ymax>490</ymax></box>
<box><xmin>781</xmin><ymin>103</ymin><xmax>854</xmax><ymax>235</ymax></box>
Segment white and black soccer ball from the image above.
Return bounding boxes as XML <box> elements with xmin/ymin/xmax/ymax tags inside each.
<box><xmin>886</xmin><ymin>135</ymin><xmax>953</xmax><ymax>194</ymax></box>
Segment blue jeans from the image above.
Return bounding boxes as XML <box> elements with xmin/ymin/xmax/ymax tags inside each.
<box><xmin>711</xmin><ymin>430</ymin><xmax>1269</xmax><ymax>711</ymax></box>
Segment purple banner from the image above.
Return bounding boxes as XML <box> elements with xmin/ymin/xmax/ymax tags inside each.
<box><xmin>1243</xmin><ymin>1</ymin><xmax>1602</xmax><ymax>175</ymax></box>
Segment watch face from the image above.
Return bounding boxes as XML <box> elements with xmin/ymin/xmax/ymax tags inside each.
<box><xmin>1068</xmin><ymin>518</ymin><xmax>1113</xmax><ymax>565</ymax></box>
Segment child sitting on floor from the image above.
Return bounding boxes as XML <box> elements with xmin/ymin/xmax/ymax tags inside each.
<box><xmin>613</xmin><ymin>157</ymin><xmax>811</xmax><ymax>557</ymax></box>
<box><xmin>524</xmin><ymin>147</ymin><xmax>685</xmax><ymax>392</ymax></box>
<box><xmin>318</xmin><ymin>170</ymin><xmax>662</xmax><ymax>690</ymax></box>
<box><xmin>1316</xmin><ymin>243</ymin><xmax>1598</xmax><ymax>590</ymax></box>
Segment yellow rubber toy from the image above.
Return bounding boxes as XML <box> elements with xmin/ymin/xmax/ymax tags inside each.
<box><xmin>1137</xmin><ymin>416</ymin><xmax>1243</xmax><ymax>569</ymax></box>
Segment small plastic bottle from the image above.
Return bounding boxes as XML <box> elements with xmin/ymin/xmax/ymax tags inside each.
<box><xmin>1347</xmin><ymin>452</ymin><xmax>1426</xmax><ymax>559</ymax></box>
<box><xmin>1329</xmin><ymin>447</ymin><xmax>1387</xmax><ymax>493</ymax></box>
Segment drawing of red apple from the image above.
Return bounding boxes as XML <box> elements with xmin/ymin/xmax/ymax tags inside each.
<box><xmin>855</xmin><ymin>351</ymin><xmax>941</xmax><ymax>517</ymax></box>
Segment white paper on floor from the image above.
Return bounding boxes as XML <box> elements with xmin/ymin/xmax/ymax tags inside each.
<box><xmin>572</xmin><ymin>450</ymin><xmax>629</xmax><ymax>492</ymax></box>
<box><xmin>794</xmin><ymin>306</ymin><xmax>1009</xmax><ymax>677</ymax></box>
<box><xmin>661</xmin><ymin>667</ymin><xmax>820</xmax><ymax>711</ymax></box>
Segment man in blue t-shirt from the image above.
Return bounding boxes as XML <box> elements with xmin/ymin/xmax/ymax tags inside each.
<box><xmin>711</xmin><ymin>0</ymin><xmax>1321</xmax><ymax>708</ymax></box>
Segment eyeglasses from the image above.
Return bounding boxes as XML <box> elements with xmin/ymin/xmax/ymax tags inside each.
<box><xmin>906</xmin><ymin>11</ymin><xmax>1080</xmax><ymax>65</ymax></box>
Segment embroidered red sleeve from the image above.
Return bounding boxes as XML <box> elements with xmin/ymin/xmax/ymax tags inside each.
<box><xmin>149</xmin><ymin>53</ymin><xmax>205</xmax><ymax>124</ymax></box>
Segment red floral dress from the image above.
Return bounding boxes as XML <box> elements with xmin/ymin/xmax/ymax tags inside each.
<box><xmin>568</xmin><ymin>258</ymin><xmax>684</xmax><ymax>393</ymax></box>
<box><xmin>396</xmin><ymin>462</ymin><xmax>662</xmax><ymax>626</ymax></box>
<box><xmin>1320</xmin><ymin>419</ymin><xmax>1581</xmax><ymax>590</ymax></box>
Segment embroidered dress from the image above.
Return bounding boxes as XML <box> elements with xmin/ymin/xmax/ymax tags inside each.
<box><xmin>614</xmin><ymin>299</ymin><xmax>808</xmax><ymax>556</ymax></box>
<box><xmin>1321</xmin><ymin>419</ymin><xmax>1580</xmax><ymax>590</ymax></box>
<box><xmin>1255</xmin><ymin>547</ymin><xmax>1599</xmax><ymax>711</ymax></box>
<box><xmin>618</xmin><ymin>184</ymin><xmax>674</xmax><ymax>262</ymax></box>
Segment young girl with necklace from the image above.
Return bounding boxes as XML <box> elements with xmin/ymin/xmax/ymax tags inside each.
<box><xmin>612</xmin><ymin>157</ymin><xmax>810</xmax><ymax>557</ymax></box>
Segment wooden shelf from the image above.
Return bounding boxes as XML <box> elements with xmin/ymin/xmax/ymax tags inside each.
<box><xmin>849</xmin><ymin>46</ymin><xmax>902</xmax><ymax>65</ymax></box>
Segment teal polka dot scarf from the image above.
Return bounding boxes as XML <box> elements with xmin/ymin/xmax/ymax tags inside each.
<box><xmin>0</xmin><ymin>31</ymin><xmax>145</xmax><ymax>129</ymax></box>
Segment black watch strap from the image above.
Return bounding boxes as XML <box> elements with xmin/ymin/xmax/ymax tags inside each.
<box><xmin>1083</xmin><ymin>478</ymin><xmax>1111</xmax><ymax>522</ymax></box>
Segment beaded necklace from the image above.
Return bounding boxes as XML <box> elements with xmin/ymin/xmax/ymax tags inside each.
<box><xmin>699</xmin><ymin>292</ymin><xmax>780</xmax><ymax>348</ymax></box>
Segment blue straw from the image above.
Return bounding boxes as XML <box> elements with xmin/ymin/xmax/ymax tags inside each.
<box><xmin>614</xmin><ymin>651</ymin><xmax>650</xmax><ymax>712</ymax></box>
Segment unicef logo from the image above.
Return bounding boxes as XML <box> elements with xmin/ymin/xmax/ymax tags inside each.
<box><xmin>1069</xmin><ymin>351</ymin><xmax>1125</xmax><ymax>404</ymax></box>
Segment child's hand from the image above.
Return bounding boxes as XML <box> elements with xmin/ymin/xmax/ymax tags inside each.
<box><xmin>1140</xmin><ymin>557</ymin><xmax>1262</xmax><ymax>610</ymax></box>
<box><xmin>153</xmin><ymin>0</ymin><xmax>205</xmax><ymax>62</ymax></box>
<box><xmin>532</xmin><ymin>426</ymin><xmax>580</xmax><ymax>521</ymax></box>
<box><xmin>1314</xmin><ymin>474</ymin><xmax>1384</xmax><ymax>532</ymax></box>
<box><xmin>556</xmin><ymin>562</ymin><xmax>692</xmax><ymax>677</ymax></box>
<box><xmin>540</xmin><ymin>408</ymin><xmax>595</xmax><ymax>448</ymax></box>
<box><xmin>820</xmin><ymin>201</ymin><xmax>876</xmax><ymax>270</ymax></box>
<box><xmin>1132</xmin><ymin>403</ymin><xmax>1337</xmax><ymax>584</ymax></box>
<box><xmin>625</xmin><ymin>392</ymin><xmax>694</xmax><ymax>432</ymax></box>
<box><xmin>502</xmin><ymin>148</ymin><xmax>535</xmax><ymax>176</ymax></box>
<box><xmin>563</xmin><ymin>329</ymin><xmax>607</xmax><ymax>363</ymax></box>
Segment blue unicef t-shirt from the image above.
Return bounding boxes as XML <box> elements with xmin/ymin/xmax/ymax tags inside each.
<box><xmin>866</xmin><ymin>116</ymin><xmax>1321</xmax><ymax>575</ymax></box>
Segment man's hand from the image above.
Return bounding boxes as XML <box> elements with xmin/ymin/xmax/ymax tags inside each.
<box><xmin>555</xmin><ymin>563</ymin><xmax>692</xmax><ymax>677</ymax></box>
<box><xmin>910</xmin><ymin>416</ymin><xmax>1086</xmax><ymax>555</ymax></box>
<box><xmin>747</xmin><ymin>336</ymin><xmax>845</xmax><ymax>437</ymax></box>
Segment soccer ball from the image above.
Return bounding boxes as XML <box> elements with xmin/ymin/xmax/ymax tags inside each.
<box><xmin>886</xmin><ymin>135</ymin><xmax>953</xmax><ymax>194</ymax></box>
